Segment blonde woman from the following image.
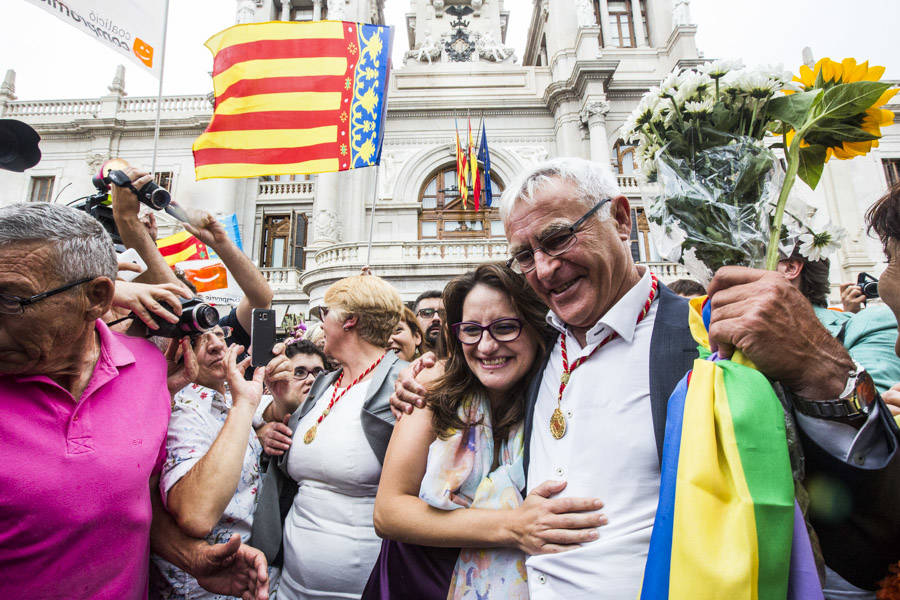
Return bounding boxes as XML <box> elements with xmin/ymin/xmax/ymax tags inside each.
<box><xmin>251</xmin><ymin>275</ymin><xmax>406</xmax><ymax>600</ymax></box>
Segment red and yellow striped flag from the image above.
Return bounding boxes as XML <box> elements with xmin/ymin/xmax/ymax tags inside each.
<box><xmin>193</xmin><ymin>21</ymin><xmax>393</xmax><ymax>180</ymax></box>
<box><xmin>157</xmin><ymin>231</ymin><xmax>210</xmax><ymax>266</ymax></box>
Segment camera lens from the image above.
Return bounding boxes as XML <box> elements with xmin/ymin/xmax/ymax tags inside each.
<box><xmin>139</xmin><ymin>182</ymin><xmax>171</xmax><ymax>210</ymax></box>
<box><xmin>187</xmin><ymin>303</ymin><xmax>220</xmax><ymax>332</ymax></box>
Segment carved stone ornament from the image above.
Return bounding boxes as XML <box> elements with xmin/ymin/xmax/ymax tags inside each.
<box><xmin>512</xmin><ymin>146</ymin><xmax>549</xmax><ymax>165</ymax></box>
<box><xmin>326</xmin><ymin>0</ymin><xmax>347</xmax><ymax>21</ymax></box>
<box><xmin>86</xmin><ymin>152</ymin><xmax>109</xmax><ymax>176</ymax></box>
<box><xmin>235</xmin><ymin>0</ymin><xmax>256</xmax><ymax>24</ymax></box>
<box><xmin>432</xmin><ymin>0</ymin><xmax>445</xmax><ymax>18</ymax></box>
<box><xmin>313</xmin><ymin>209</ymin><xmax>340</xmax><ymax>242</ymax></box>
<box><xmin>580</xmin><ymin>100</ymin><xmax>611</xmax><ymax>124</ymax></box>
<box><xmin>540</xmin><ymin>0</ymin><xmax>549</xmax><ymax>22</ymax></box>
<box><xmin>673</xmin><ymin>0</ymin><xmax>692</xmax><ymax>26</ymax></box>
<box><xmin>575</xmin><ymin>0</ymin><xmax>596</xmax><ymax>26</ymax></box>
<box><xmin>474</xmin><ymin>31</ymin><xmax>514</xmax><ymax>63</ymax></box>
<box><xmin>405</xmin><ymin>33</ymin><xmax>442</xmax><ymax>64</ymax></box>
<box><xmin>443</xmin><ymin>5</ymin><xmax>476</xmax><ymax>62</ymax></box>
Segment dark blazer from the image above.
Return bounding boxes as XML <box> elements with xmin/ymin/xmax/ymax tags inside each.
<box><xmin>250</xmin><ymin>351</ymin><xmax>406</xmax><ymax>565</ymax></box>
<box><xmin>521</xmin><ymin>284</ymin><xmax>900</xmax><ymax>590</ymax></box>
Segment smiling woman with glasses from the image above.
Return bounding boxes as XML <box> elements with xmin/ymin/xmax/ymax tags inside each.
<box><xmin>366</xmin><ymin>264</ymin><xmax>604</xmax><ymax>600</ymax></box>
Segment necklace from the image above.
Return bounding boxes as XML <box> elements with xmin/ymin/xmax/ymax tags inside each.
<box><xmin>304</xmin><ymin>352</ymin><xmax>386</xmax><ymax>444</ymax></box>
<box><xmin>550</xmin><ymin>273</ymin><xmax>658</xmax><ymax>440</ymax></box>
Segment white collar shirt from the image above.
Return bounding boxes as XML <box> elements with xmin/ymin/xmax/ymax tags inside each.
<box><xmin>526</xmin><ymin>268</ymin><xmax>662</xmax><ymax>600</ymax></box>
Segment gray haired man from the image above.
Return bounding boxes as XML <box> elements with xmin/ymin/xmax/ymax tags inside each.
<box><xmin>0</xmin><ymin>203</ymin><xmax>269</xmax><ymax>600</ymax></box>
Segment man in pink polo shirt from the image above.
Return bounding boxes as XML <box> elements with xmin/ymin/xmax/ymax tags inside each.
<box><xmin>0</xmin><ymin>202</ymin><xmax>268</xmax><ymax>600</ymax></box>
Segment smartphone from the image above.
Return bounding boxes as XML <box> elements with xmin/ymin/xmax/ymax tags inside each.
<box><xmin>250</xmin><ymin>309</ymin><xmax>276</xmax><ymax>367</ymax></box>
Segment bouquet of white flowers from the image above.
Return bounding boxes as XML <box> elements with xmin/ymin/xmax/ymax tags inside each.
<box><xmin>624</xmin><ymin>58</ymin><xmax>894</xmax><ymax>280</ymax></box>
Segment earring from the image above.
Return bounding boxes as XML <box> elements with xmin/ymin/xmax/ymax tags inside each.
<box><xmin>343</xmin><ymin>325</ymin><xmax>352</xmax><ymax>331</ymax></box>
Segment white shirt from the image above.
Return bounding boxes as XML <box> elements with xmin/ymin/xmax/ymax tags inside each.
<box><xmin>526</xmin><ymin>269</ymin><xmax>660</xmax><ymax>600</ymax></box>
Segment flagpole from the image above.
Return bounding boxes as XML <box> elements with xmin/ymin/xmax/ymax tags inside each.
<box><xmin>365</xmin><ymin>166</ymin><xmax>381</xmax><ymax>267</ymax></box>
<box><xmin>150</xmin><ymin>0</ymin><xmax>171</xmax><ymax>177</ymax></box>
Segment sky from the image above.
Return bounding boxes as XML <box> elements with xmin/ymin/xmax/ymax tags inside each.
<box><xmin>0</xmin><ymin>0</ymin><xmax>897</xmax><ymax>100</ymax></box>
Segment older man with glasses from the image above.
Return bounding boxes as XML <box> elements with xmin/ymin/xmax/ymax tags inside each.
<box><xmin>393</xmin><ymin>157</ymin><xmax>900</xmax><ymax>596</ymax></box>
<box><xmin>0</xmin><ymin>202</ymin><xmax>268</xmax><ymax>600</ymax></box>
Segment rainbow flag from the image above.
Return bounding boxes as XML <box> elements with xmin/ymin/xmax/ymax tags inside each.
<box><xmin>640</xmin><ymin>296</ymin><xmax>823</xmax><ymax>600</ymax></box>
<box><xmin>156</xmin><ymin>230</ymin><xmax>210</xmax><ymax>266</ymax></box>
<box><xmin>193</xmin><ymin>21</ymin><xmax>393</xmax><ymax>180</ymax></box>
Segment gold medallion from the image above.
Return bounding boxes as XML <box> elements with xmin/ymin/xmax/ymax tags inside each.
<box><xmin>560</xmin><ymin>372</ymin><xmax>570</xmax><ymax>385</ymax></box>
<box><xmin>550</xmin><ymin>407</ymin><xmax>567</xmax><ymax>439</ymax></box>
<box><xmin>304</xmin><ymin>425</ymin><xmax>317</xmax><ymax>444</ymax></box>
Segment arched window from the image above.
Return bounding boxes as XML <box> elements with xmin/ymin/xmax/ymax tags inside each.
<box><xmin>614</xmin><ymin>139</ymin><xmax>637</xmax><ymax>175</ymax></box>
<box><xmin>418</xmin><ymin>165</ymin><xmax>505</xmax><ymax>239</ymax></box>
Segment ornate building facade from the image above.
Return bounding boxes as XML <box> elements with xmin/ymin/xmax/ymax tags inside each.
<box><xmin>1</xmin><ymin>0</ymin><xmax>897</xmax><ymax>328</ymax></box>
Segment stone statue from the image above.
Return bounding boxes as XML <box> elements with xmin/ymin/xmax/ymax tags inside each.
<box><xmin>575</xmin><ymin>0</ymin><xmax>596</xmax><ymax>27</ymax></box>
<box><xmin>313</xmin><ymin>209</ymin><xmax>341</xmax><ymax>243</ymax></box>
<box><xmin>235</xmin><ymin>0</ymin><xmax>256</xmax><ymax>24</ymax></box>
<box><xmin>327</xmin><ymin>0</ymin><xmax>346</xmax><ymax>21</ymax></box>
<box><xmin>672</xmin><ymin>0</ymin><xmax>692</xmax><ymax>26</ymax></box>
<box><xmin>475</xmin><ymin>31</ymin><xmax>514</xmax><ymax>63</ymax></box>
<box><xmin>405</xmin><ymin>33</ymin><xmax>442</xmax><ymax>64</ymax></box>
<box><xmin>108</xmin><ymin>65</ymin><xmax>126</xmax><ymax>96</ymax></box>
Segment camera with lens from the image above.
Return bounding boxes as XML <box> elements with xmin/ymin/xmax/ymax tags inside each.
<box><xmin>857</xmin><ymin>272</ymin><xmax>879</xmax><ymax>299</ymax></box>
<box><xmin>97</xmin><ymin>160</ymin><xmax>171</xmax><ymax>211</ymax></box>
<box><xmin>142</xmin><ymin>297</ymin><xmax>220</xmax><ymax>338</ymax></box>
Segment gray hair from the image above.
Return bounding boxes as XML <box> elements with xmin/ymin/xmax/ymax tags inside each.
<box><xmin>499</xmin><ymin>157</ymin><xmax>622</xmax><ymax>225</ymax></box>
<box><xmin>0</xmin><ymin>202</ymin><xmax>117</xmax><ymax>281</ymax></box>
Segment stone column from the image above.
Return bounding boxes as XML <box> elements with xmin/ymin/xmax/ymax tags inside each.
<box><xmin>631</xmin><ymin>0</ymin><xmax>647</xmax><ymax>46</ymax></box>
<box><xmin>0</xmin><ymin>69</ymin><xmax>16</xmax><ymax>117</ymax></box>
<box><xmin>280</xmin><ymin>0</ymin><xmax>291</xmax><ymax>21</ymax></box>
<box><xmin>313</xmin><ymin>0</ymin><xmax>322</xmax><ymax>20</ymax></box>
<box><xmin>312</xmin><ymin>172</ymin><xmax>341</xmax><ymax>247</ymax></box>
<box><xmin>581</xmin><ymin>100</ymin><xmax>612</xmax><ymax>168</ymax></box>
<box><xmin>598</xmin><ymin>0</ymin><xmax>611</xmax><ymax>47</ymax></box>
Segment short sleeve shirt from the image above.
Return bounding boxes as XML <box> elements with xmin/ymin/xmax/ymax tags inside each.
<box><xmin>151</xmin><ymin>383</ymin><xmax>267</xmax><ymax>599</ymax></box>
<box><xmin>0</xmin><ymin>320</ymin><xmax>171</xmax><ymax>600</ymax></box>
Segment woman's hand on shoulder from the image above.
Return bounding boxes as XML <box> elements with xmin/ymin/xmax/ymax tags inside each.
<box><xmin>507</xmin><ymin>480</ymin><xmax>607</xmax><ymax>555</ymax></box>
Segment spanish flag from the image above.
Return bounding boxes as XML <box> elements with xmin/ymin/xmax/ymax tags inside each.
<box><xmin>193</xmin><ymin>21</ymin><xmax>393</xmax><ymax>180</ymax></box>
<box><xmin>156</xmin><ymin>231</ymin><xmax>210</xmax><ymax>266</ymax></box>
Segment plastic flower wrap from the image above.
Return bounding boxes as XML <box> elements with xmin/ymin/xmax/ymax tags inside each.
<box><xmin>624</xmin><ymin>58</ymin><xmax>892</xmax><ymax>279</ymax></box>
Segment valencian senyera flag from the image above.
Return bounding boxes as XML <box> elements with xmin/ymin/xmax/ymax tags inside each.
<box><xmin>157</xmin><ymin>230</ymin><xmax>210</xmax><ymax>266</ymax></box>
<box><xmin>640</xmin><ymin>295</ymin><xmax>824</xmax><ymax>600</ymax></box>
<box><xmin>193</xmin><ymin>21</ymin><xmax>393</xmax><ymax>180</ymax></box>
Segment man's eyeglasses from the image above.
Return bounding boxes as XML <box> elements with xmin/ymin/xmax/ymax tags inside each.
<box><xmin>451</xmin><ymin>318</ymin><xmax>523</xmax><ymax>345</ymax></box>
<box><xmin>506</xmin><ymin>198</ymin><xmax>611</xmax><ymax>274</ymax></box>
<box><xmin>293</xmin><ymin>366</ymin><xmax>324</xmax><ymax>380</ymax></box>
<box><xmin>0</xmin><ymin>277</ymin><xmax>94</xmax><ymax>315</ymax></box>
<box><xmin>416</xmin><ymin>308</ymin><xmax>445</xmax><ymax>319</ymax></box>
<box><xmin>189</xmin><ymin>326</ymin><xmax>233</xmax><ymax>344</ymax></box>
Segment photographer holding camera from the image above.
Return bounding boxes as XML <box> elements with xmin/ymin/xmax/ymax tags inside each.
<box><xmin>151</xmin><ymin>318</ymin><xmax>290</xmax><ymax>598</ymax></box>
<box><xmin>109</xmin><ymin>165</ymin><xmax>274</xmax><ymax>353</ymax></box>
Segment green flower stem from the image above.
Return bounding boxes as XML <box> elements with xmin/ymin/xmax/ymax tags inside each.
<box><xmin>764</xmin><ymin>130</ymin><xmax>803</xmax><ymax>270</ymax></box>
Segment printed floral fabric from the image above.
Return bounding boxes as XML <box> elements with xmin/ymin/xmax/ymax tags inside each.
<box><xmin>151</xmin><ymin>384</ymin><xmax>277</xmax><ymax>600</ymax></box>
<box><xmin>419</xmin><ymin>394</ymin><xmax>528</xmax><ymax>600</ymax></box>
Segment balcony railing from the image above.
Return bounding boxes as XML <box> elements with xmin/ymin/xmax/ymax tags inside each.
<box><xmin>643</xmin><ymin>262</ymin><xmax>689</xmax><ymax>282</ymax></box>
<box><xmin>257</xmin><ymin>180</ymin><xmax>316</xmax><ymax>200</ymax></box>
<box><xmin>261</xmin><ymin>267</ymin><xmax>302</xmax><ymax>291</ymax></box>
<box><xmin>5</xmin><ymin>99</ymin><xmax>102</xmax><ymax>117</ymax></box>
<box><xmin>120</xmin><ymin>95</ymin><xmax>212</xmax><ymax>114</ymax></box>
<box><xmin>313</xmin><ymin>239</ymin><xmax>509</xmax><ymax>268</ymax></box>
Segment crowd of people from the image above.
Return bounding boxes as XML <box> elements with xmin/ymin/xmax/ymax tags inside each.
<box><xmin>2</xmin><ymin>151</ymin><xmax>900</xmax><ymax>600</ymax></box>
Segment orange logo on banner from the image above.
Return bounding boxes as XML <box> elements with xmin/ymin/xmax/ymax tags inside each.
<box><xmin>183</xmin><ymin>263</ymin><xmax>228</xmax><ymax>293</ymax></box>
<box><xmin>133</xmin><ymin>38</ymin><xmax>154</xmax><ymax>67</ymax></box>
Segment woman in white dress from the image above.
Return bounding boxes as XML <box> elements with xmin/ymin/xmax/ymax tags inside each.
<box><xmin>251</xmin><ymin>274</ymin><xmax>407</xmax><ymax>600</ymax></box>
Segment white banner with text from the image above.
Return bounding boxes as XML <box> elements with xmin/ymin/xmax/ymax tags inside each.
<box><xmin>23</xmin><ymin>0</ymin><xmax>166</xmax><ymax>78</ymax></box>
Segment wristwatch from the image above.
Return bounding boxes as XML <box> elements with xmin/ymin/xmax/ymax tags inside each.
<box><xmin>792</xmin><ymin>363</ymin><xmax>878</xmax><ymax>421</ymax></box>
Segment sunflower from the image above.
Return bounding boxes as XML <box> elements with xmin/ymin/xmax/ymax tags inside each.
<box><xmin>783</xmin><ymin>58</ymin><xmax>897</xmax><ymax>161</ymax></box>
